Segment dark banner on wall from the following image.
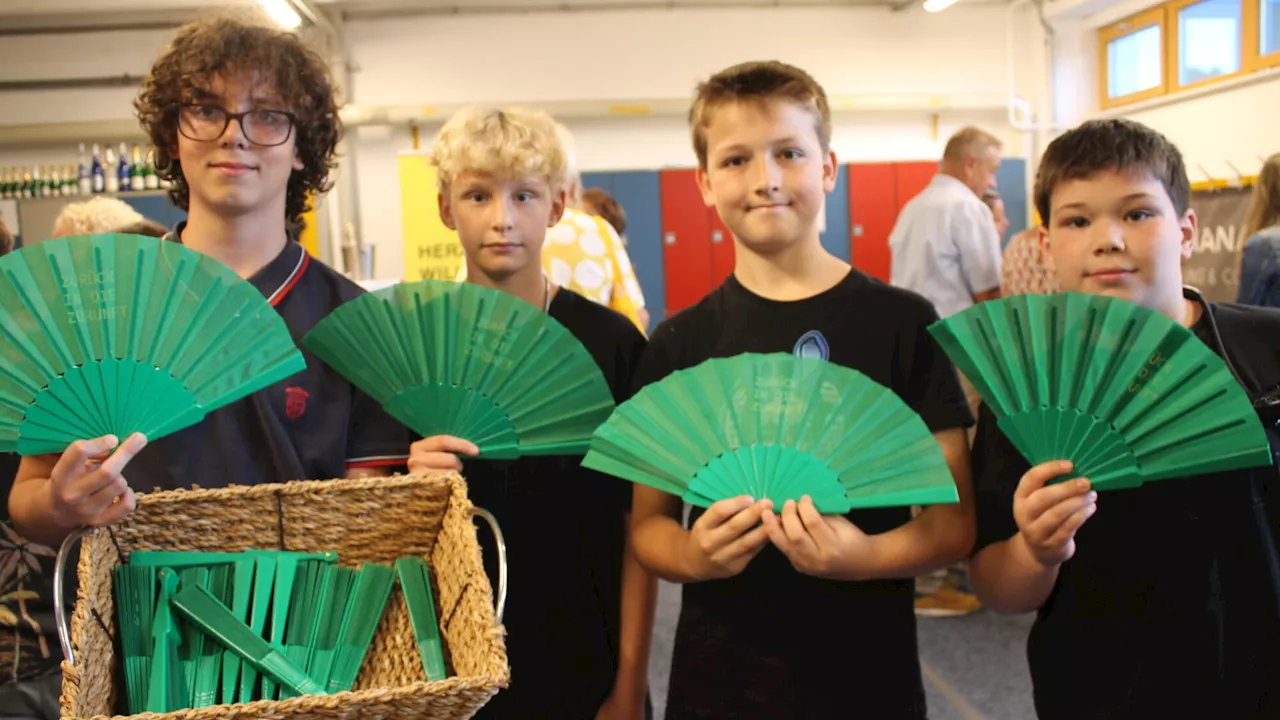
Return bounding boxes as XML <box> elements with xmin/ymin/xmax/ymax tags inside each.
<box><xmin>1185</xmin><ymin>187</ymin><xmax>1251</xmax><ymax>302</ymax></box>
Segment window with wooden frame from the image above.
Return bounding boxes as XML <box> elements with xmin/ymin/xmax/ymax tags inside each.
<box><xmin>1168</xmin><ymin>0</ymin><xmax>1244</xmax><ymax>90</ymax></box>
<box><xmin>1099</xmin><ymin>6</ymin><xmax>1169</xmax><ymax>109</ymax></box>
<box><xmin>1244</xmin><ymin>0</ymin><xmax>1280</xmax><ymax>70</ymax></box>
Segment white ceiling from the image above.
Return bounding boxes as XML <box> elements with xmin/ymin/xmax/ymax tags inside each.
<box><xmin>0</xmin><ymin>0</ymin><xmax>904</xmax><ymax>29</ymax></box>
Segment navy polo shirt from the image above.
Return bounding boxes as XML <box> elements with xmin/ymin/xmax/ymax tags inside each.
<box><xmin>123</xmin><ymin>224</ymin><xmax>412</xmax><ymax>491</ymax></box>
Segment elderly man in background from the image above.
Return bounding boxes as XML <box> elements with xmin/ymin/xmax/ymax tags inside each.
<box><xmin>51</xmin><ymin>196</ymin><xmax>147</xmax><ymax>237</ymax></box>
<box><xmin>888</xmin><ymin>126</ymin><xmax>1004</xmax><ymax>619</ymax></box>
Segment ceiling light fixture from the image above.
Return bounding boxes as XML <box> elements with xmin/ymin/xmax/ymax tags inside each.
<box><xmin>923</xmin><ymin>0</ymin><xmax>960</xmax><ymax>11</ymax></box>
<box><xmin>259</xmin><ymin>0</ymin><xmax>302</xmax><ymax>29</ymax></box>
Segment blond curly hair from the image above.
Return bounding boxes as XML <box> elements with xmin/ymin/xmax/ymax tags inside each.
<box><xmin>52</xmin><ymin>197</ymin><xmax>146</xmax><ymax>237</ymax></box>
<box><xmin>429</xmin><ymin>106</ymin><xmax>568</xmax><ymax>195</ymax></box>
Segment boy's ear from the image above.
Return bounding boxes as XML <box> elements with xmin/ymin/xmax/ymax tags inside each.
<box><xmin>822</xmin><ymin>149</ymin><xmax>838</xmax><ymax>193</ymax></box>
<box><xmin>548</xmin><ymin>186</ymin><xmax>567</xmax><ymax>228</ymax></box>
<box><xmin>292</xmin><ymin>148</ymin><xmax>304</xmax><ymax>172</ymax></box>
<box><xmin>438</xmin><ymin>192</ymin><xmax>457</xmax><ymax>231</ymax></box>
<box><xmin>1179</xmin><ymin>208</ymin><xmax>1197</xmax><ymax>260</ymax></box>
<box><xmin>696</xmin><ymin>166</ymin><xmax>715</xmax><ymax>208</ymax></box>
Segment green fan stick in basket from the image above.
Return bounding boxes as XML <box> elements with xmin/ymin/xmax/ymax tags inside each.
<box><xmin>396</xmin><ymin>557</ymin><xmax>448</xmax><ymax>682</ymax></box>
<box><xmin>261</xmin><ymin>550</ymin><xmax>338</xmax><ymax>700</ymax></box>
<box><xmin>928</xmin><ymin>292</ymin><xmax>1273</xmax><ymax>490</ymax></box>
<box><xmin>583</xmin><ymin>353</ymin><xmax>959</xmax><ymax>513</ymax></box>
<box><xmin>307</xmin><ymin>564</ymin><xmax>357</xmax><ymax>688</ymax></box>
<box><xmin>0</xmin><ymin>233</ymin><xmax>306</xmax><ymax>455</ymax></box>
<box><xmin>301</xmin><ymin>279</ymin><xmax>616</xmax><ymax>459</ymax></box>
<box><xmin>147</xmin><ymin>570</ymin><xmax>187</xmax><ymax>713</ymax></box>
<box><xmin>170</xmin><ymin>583</ymin><xmax>326</xmax><ymax>698</ymax></box>
<box><xmin>277</xmin><ymin>560</ymin><xmax>335</xmax><ymax>700</ymax></box>
<box><xmin>326</xmin><ymin>562</ymin><xmax>397</xmax><ymax>694</ymax></box>
<box><xmin>113</xmin><ymin>564</ymin><xmax>156</xmax><ymax>715</ymax></box>
<box><xmin>175</xmin><ymin>566</ymin><xmax>210</xmax><ymax>706</ymax></box>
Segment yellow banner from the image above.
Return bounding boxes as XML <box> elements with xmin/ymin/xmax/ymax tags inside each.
<box><xmin>399</xmin><ymin>153</ymin><xmax>465</xmax><ymax>282</ymax></box>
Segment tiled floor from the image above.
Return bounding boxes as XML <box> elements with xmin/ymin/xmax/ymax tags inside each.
<box><xmin>647</xmin><ymin>579</ymin><xmax>1038</xmax><ymax>720</ymax></box>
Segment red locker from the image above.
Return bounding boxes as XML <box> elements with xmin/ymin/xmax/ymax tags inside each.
<box><xmin>894</xmin><ymin>162</ymin><xmax>938</xmax><ymax>213</ymax></box>
<box><xmin>847</xmin><ymin>163</ymin><xmax>898</xmax><ymax>283</ymax></box>
<box><xmin>660</xmin><ymin>169</ymin><xmax>714</xmax><ymax>315</ymax></box>
<box><xmin>710</xmin><ymin>209</ymin><xmax>735</xmax><ymax>288</ymax></box>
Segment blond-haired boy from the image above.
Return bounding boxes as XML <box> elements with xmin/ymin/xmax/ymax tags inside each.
<box><xmin>627</xmin><ymin>61</ymin><xmax>976</xmax><ymax>719</ymax></box>
<box><xmin>408</xmin><ymin>106</ymin><xmax>657</xmax><ymax>720</ymax></box>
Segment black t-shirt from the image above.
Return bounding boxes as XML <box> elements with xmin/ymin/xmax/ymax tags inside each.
<box><xmin>463</xmin><ymin>289</ymin><xmax>646</xmax><ymax>720</ymax></box>
<box><xmin>0</xmin><ymin>234</ymin><xmax>411</xmax><ymax>686</ymax></box>
<box><xmin>972</xmin><ymin>292</ymin><xmax>1280</xmax><ymax>720</ymax></box>
<box><xmin>635</xmin><ymin>270</ymin><xmax>972</xmax><ymax>720</ymax></box>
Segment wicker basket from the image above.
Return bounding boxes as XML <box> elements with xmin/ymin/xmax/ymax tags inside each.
<box><xmin>52</xmin><ymin>473</ymin><xmax>510</xmax><ymax>720</ymax></box>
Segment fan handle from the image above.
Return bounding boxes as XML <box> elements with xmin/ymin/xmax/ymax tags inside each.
<box><xmin>56</xmin><ymin>507</ymin><xmax>510</xmax><ymax>665</ymax></box>
<box><xmin>469</xmin><ymin>506</ymin><xmax>508</xmax><ymax>625</ymax></box>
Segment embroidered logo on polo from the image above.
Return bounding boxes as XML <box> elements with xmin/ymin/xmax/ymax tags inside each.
<box><xmin>793</xmin><ymin>330</ymin><xmax>830</xmax><ymax>361</ymax></box>
<box><xmin>284</xmin><ymin>386</ymin><xmax>310</xmax><ymax>419</ymax></box>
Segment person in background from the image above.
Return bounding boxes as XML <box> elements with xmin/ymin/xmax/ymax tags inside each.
<box><xmin>582</xmin><ymin>187</ymin><xmax>628</xmax><ymax>240</ymax></box>
<box><xmin>889</xmin><ymin>127</ymin><xmax>1003</xmax><ymax>618</ymax></box>
<box><xmin>50</xmin><ymin>196</ymin><xmax>145</xmax><ymax>237</ymax></box>
<box><xmin>1001</xmin><ymin>212</ymin><xmax>1059</xmax><ymax>297</ymax></box>
<box><xmin>580</xmin><ymin>186</ymin><xmax>650</xmax><ymax>330</ymax></box>
<box><xmin>116</xmin><ymin>218</ymin><xmax>171</xmax><ymax>238</ymax></box>
<box><xmin>1236</xmin><ymin>153</ymin><xmax>1280</xmax><ymax>308</ymax></box>
<box><xmin>982</xmin><ymin>188</ymin><xmax>1010</xmax><ymax>241</ymax></box>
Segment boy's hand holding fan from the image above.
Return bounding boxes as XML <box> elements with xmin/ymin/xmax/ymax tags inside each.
<box><xmin>762</xmin><ymin>495</ymin><xmax>880</xmax><ymax>581</ymax></box>
<box><xmin>46</xmin><ymin>433</ymin><xmax>147</xmax><ymax>529</ymax></box>
<box><xmin>685</xmin><ymin>495</ymin><xmax>774</xmax><ymax>580</ymax></box>
<box><xmin>1012</xmin><ymin>460</ymin><xmax>1097</xmax><ymax>568</ymax></box>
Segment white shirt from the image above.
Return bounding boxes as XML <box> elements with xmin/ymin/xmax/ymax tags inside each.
<box><xmin>888</xmin><ymin>173</ymin><xmax>1002</xmax><ymax>319</ymax></box>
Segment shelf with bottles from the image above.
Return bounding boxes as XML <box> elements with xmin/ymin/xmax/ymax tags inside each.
<box><xmin>0</xmin><ymin>141</ymin><xmax>170</xmax><ymax>201</ymax></box>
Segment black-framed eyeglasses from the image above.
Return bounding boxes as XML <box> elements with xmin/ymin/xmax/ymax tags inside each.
<box><xmin>177</xmin><ymin>104</ymin><xmax>298</xmax><ymax>147</ymax></box>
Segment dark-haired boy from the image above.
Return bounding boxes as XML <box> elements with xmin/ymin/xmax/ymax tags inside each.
<box><xmin>968</xmin><ymin>117</ymin><xmax>1280</xmax><ymax>719</ymax></box>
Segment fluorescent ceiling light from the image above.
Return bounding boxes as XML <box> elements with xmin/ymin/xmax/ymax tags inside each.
<box><xmin>923</xmin><ymin>0</ymin><xmax>960</xmax><ymax>11</ymax></box>
<box><xmin>260</xmin><ymin>0</ymin><xmax>302</xmax><ymax>29</ymax></box>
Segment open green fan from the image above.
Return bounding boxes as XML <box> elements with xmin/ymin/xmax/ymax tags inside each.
<box><xmin>0</xmin><ymin>233</ymin><xmax>306</xmax><ymax>455</ymax></box>
<box><xmin>581</xmin><ymin>353</ymin><xmax>957</xmax><ymax>514</ymax></box>
<box><xmin>301</xmin><ymin>279</ymin><xmax>615</xmax><ymax>459</ymax></box>
<box><xmin>928</xmin><ymin>292</ymin><xmax>1272</xmax><ymax>490</ymax></box>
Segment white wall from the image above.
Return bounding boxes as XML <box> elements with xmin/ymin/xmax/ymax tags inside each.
<box><xmin>0</xmin><ymin>4</ymin><xmax>1048</xmax><ymax>279</ymax></box>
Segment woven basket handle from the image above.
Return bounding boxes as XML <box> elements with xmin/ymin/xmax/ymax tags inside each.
<box><xmin>54</xmin><ymin>525</ymin><xmax>93</xmax><ymax>667</ymax></box>
<box><xmin>469</xmin><ymin>506</ymin><xmax>507</xmax><ymax>624</ymax></box>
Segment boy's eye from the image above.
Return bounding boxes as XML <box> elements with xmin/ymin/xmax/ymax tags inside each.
<box><xmin>779</xmin><ymin>149</ymin><xmax>803</xmax><ymax>161</ymax></box>
<box><xmin>1060</xmin><ymin>217</ymin><xmax>1089</xmax><ymax>229</ymax></box>
<box><xmin>515</xmin><ymin>192</ymin><xmax>535</xmax><ymax>202</ymax></box>
<box><xmin>720</xmin><ymin>156</ymin><xmax>746</xmax><ymax>168</ymax></box>
<box><xmin>1125</xmin><ymin>209</ymin><xmax>1154</xmax><ymax>222</ymax></box>
<box><xmin>466</xmin><ymin>193</ymin><xmax>486</xmax><ymax>203</ymax></box>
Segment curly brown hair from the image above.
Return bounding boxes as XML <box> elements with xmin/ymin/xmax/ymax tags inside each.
<box><xmin>134</xmin><ymin>16</ymin><xmax>341</xmax><ymax>227</ymax></box>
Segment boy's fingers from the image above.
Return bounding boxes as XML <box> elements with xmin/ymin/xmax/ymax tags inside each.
<box><xmin>1022</xmin><ymin>478</ymin><xmax>1092</xmax><ymax>520</ymax></box>
<box><xmin>711</xmin><ymin>503</ymin><xmax>766</xmax><ymax>547</ymax></box>
<box><xmin>1016</xmin><ymin>461</ymin><xmax>1075</xmax><ymax>501</ymax></box>
<box><xmin>408</xmin><ymin>452</ymin><xmax>464</xmax><ymax>473</ymax></box>
<box><xmin>1029</xmin><ymin>493</ymin><xmax>1096</xmax><ymax>541</ymax></box>
<box><xmin>92</xmin><ymin>488</ymin><xmax>137</xmax><ymax>527</ymax></box>
<box><xmin>779</xmin><ymin>501</ymin><xmax>817</xmax><ymax>553</ymax></box>
<box><xmin>94</xmin><ymin>434</ymin><xmax>147</xmax><ymax>480</ymax></box>
<box><xmin>53</xmin><ymin>436</ymin><xmax>119</xmax><ymax>487</ymax></box>
<box><xmin>699</xmin><ymin>495</ymin><xmax>757</xmax><ymax>531</ymax></box>
<box><xmin>413</xmin><ymin>436</ymin><xmax>479</xmax><ymax>457</ymax></box>
<box><xmin>1047</xmin><ymin>502</ymin><xmax>1097</xmax><ymax>548</ymax></box>
<box><xmin>722</xmin><ymin>523</ymin><xmax>771</xmax><ymax>562</ymax></box>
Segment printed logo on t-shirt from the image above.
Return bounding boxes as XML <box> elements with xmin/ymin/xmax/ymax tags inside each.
<box><xmin>793</xmin><ymin>330</ymin><xmax>829</xmax><ymax>361</ymax></box>
<box><xmin>284</xmin><ymin>386</ymin><xmax>310</xmax><ymax>420</ymax></box>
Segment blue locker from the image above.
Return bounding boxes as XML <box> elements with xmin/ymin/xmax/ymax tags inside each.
<box><xmin>609</xmin><ymin>171</ymin><xmax>664</xmax><ymax>332</ymax></box>
<box><xmin>995</xmin><ymin>159</ymin><xmax>1028</xmax><ymax>248</ymax></box>
<box><xmin>579</xmin><ymin>172</ymin><xmax>613</xmax><ymax>195</ymax></box>
<box><xmin>821</xmin><ymin>164</ymin><xmax>850</xmax><ymax>262</ymax></box>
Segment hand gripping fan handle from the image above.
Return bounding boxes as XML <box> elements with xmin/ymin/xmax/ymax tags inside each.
<box><xmin>470</xmin><ymin>506</ymin><xmax>507</xmax><ymax>624</ymax></box>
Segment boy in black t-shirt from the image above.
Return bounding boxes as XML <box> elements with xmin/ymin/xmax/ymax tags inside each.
<box><xmin>4</xmin><ymin>19</ymin><xmax>410</xmax><ymax>718</ymax></box>
<box><xmin>968</xmin><ymin>118</ymin><xmax>1280</xmax><ymax>719</ymax></box>
<box><xmin>406</xmin><ymin>106</ymin><xmax>655</xmax><ymax>720</ymax></box>
<box><xmin>628</xmin><ymin>61</ymin><xmax>976</xmax><ymax>720</ymax></box>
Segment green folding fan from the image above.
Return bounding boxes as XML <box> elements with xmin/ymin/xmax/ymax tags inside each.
<box><xmin>581</xmin><ymin>353</ymin><xmax>958</xmax><ymax>514</ymax></box>
<box><xmin>0</xmin><ymin>233</ymin><xmax>306</xmax><ymax>455</ymax></box>
<box><xmin>928</xmin><ymin>292</ymin><xmax>1273</xmax><ymax>490</ymax></box>
<box><xmin>301</xmin><ymin>279</ymin><xmax>615</xmax><ymax>459</ymax></box>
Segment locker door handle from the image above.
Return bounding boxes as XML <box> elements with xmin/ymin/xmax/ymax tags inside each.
<box><xmin>664</xmin><ymin>232</ymin><xmax>676</xmax><ymax>246</ymax></box>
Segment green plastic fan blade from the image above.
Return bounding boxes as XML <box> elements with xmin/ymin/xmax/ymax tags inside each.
<box><xmin>176</xmin><ymin>566</ymin><xmax>210</xmax><ymax>707</ymax></box>
<box><xmin>307</xmin><ymin>565</ymin><xmax>356</xmax><ymax>689</ymax></box>
<box><xmin>386</xmin><ymin>384</ymin><xmax>519</xmax><ymax>459</ymax></box>
<box><xmin>326</xmin><ymin>562</ymin><xmax>396</xmax><ymax>694</ymax></box>
<box><xmin>148</xmin><ymin>569</ymin><xmax>187</xmax><ymax>713</ymax></box>
<box><xmin>0</xmin><ymin>234</ymin><xmax>306</xmax><ymax>455</ymax></box>
<box><xmin>929</xmin><ymin>292</ymin><xmax>1273</xmax><ymax>488</ymax></box>
<box><xmin>583</xmin><ymin>353</ymin><xmax>958</xmax><ymax>512</ymax></box>
<box><xmin>302</xmin><ymin>280</ymin><xmax>615</xmax><ymax>459</ymax></box>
